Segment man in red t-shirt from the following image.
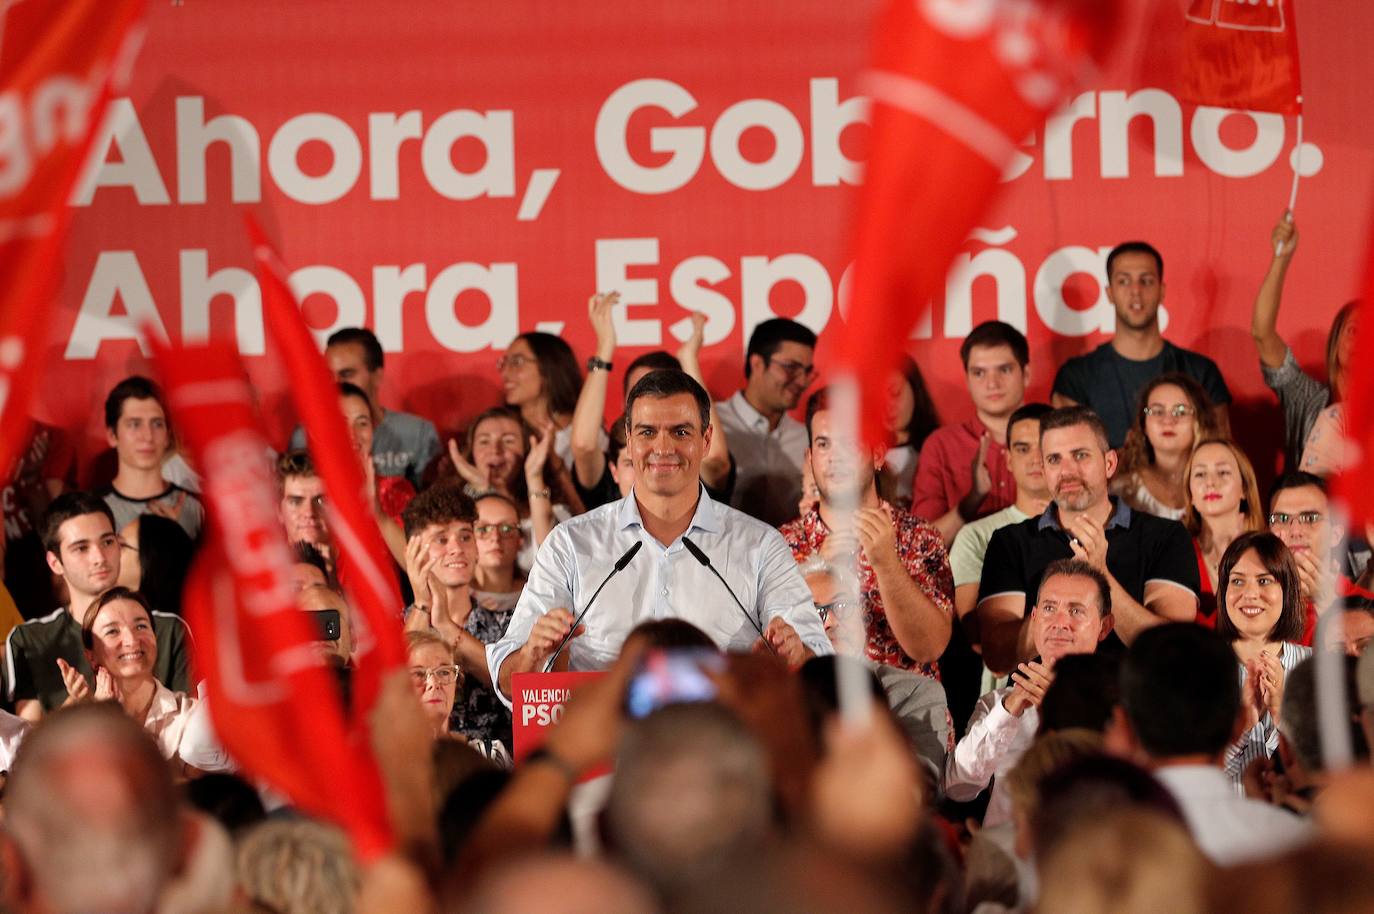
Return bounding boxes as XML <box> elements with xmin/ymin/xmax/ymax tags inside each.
<box><xmin>912</xmin><ymin>321</ymin><xmax>1027</xmax><ymax>546</ymax></box>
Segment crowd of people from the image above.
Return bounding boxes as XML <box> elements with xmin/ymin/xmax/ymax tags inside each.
<box><xmin>1</xmin><ymin>218</ymin><xmax>1373</xmax><ymax>913</ymax></box>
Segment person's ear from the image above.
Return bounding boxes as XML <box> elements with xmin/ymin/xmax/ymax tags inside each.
<box><xmin>1104</xmin><ymin>705</ymin><xmax>1137</xmax><ymax>760</ymax></box>
<box><xmin>45</xmin><ymin>549</ymin><xmax>63</xmax><ymax>578</ymax></box>
<box><xmin>1098</xmin><ymin>612</ymin><xmax>1115</xmax><ymax>641</ymax></box>
<box><xmin>105</xmin><ymin>425</ymin><xmax>119</xmax><ymax>449</ymax></box>
<box><xmin>747</xmin><ymin>352</ymin><xmax>766</xmax><ymax>379</ymax></box>
<box><xmin>702</xmin><ymin>421</ymin><xmax>713</xmax><ymax>453</ymax></box>
<box><xmin>1104</xmin><ymin>448</ymin><xmax>1119</xmax><ymax>479</ymax></box>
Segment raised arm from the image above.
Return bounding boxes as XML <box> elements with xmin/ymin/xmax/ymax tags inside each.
<box><xmin>676</xmin><ymin>312</ymin><xmax>731</xmax><ymax>490</ymax></box>
<box><xmin>570</xmin><ymin>292</ymin><xmax>618</xmax><ymax>490</ymax></box>
<box><xmin>1251</xmin><ymin>212</ymin><xmax>1298</xmax><ymax>370</ymax></box>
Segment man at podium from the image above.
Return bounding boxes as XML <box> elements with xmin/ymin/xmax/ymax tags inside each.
<box><xmin>488</xmin><ymin>369</ymin><xmax>832</xmax><ymax>704</ymax></box>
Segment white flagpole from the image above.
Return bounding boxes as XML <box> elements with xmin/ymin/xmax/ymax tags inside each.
<box><xmin>1276</xmin><ymin>101</ymin><xmax>1305</xmax><ymax>255</ymax></box>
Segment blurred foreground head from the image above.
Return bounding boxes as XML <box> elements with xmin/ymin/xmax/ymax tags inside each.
<box><xmin>602</xmin><ymin>701</ymin><xmax>773</xmax><ymax>896</ymax></box>
<box><xmin>1</xmin><ymin>704</ymin><xmax>183</xmax><ymax>914</ymax></box>
<box><xmin>462</xmin><ymin>853</ymin><xmax>660</xmax><ymax>914</ymax></box>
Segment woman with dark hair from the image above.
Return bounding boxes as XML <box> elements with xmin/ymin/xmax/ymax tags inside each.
<box><xmin>1112</xmin><ymin>373</ymin><xmax>1224</xmax><ymax>520</ymax></box>
<box><xmin>1183</xmin><ymin>438</ymin><xmax>1265</xmax><ymax>626</ymax></box>
<box><xmin>881</xmin><ymin>356</ymin><xmax>942</xmax><ymax>506</ymax></box>
<box><xmin>116</xmin><ymin>514</ymin><xmax>193</xmax><ymax>617</ymax></box>
<box><xmin>1252</xmin><ymin>212</ymin><xmax>1360</xmax><ymax>474</ymax></box>
<box><xmin>336</xmin><ymin>382</ymin><xmax>408</xmax><ymax>563</ymax></box>
<box><xmin>1214</xmin><ymin>531</ymin><xmax>1311</xmax><ymax>785</ymax></box>
<box><xmin>446</xmin><ymin>406</ymin><xmax>575</xmax><ymax>573</ymax></box>
<box><xmin>498</xmin><ymin>331</ymin><xmax>588</xmax><ymax>470</ymax></box>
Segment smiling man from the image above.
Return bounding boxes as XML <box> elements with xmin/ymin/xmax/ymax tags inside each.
<box><xmin>489</xmin><ymin>369</ymin><xmax>831</xmax><ymax>704</ymax></box>
<box><xmin>715</xmin><ymin>318</ymin><xmax>818</xmax><ymax>527</ymax></box>
<box><xmin>946</xmin><ymin>558</ymin><xmax>1113</xmax><ymax>827</ymax></box>
<box><xmin>1052</xmin><ymin>242</ymin><xmax>1231</xmax><ymax>448</ymax></box>
<box><xmin>976</xmin><ymin>406</ymin><xmax>1198</xmax><ymax>676</ymax></box>
<box><xmin>3</xmin><ymin>492</ymin><xmax>190</xmax><ymax>721</ymax></box>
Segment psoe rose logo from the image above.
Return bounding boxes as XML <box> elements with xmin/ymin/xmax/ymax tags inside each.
<box><xmin>1185</xmin><ymin>0</ymin><xmax>1286</xmax><ymax>33</ymax></box>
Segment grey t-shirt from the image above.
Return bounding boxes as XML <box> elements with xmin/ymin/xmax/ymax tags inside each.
<box><xmin>1052</xmin><ymin>340</ymin><xmax>1231</xmax><ymax>448</ymax></box>
<box><xmin>291</xmin><ymin>407</ymin><xmax>439</xmax><ymax>488</ymax></box>
<box><xmin>100</xmin><ymin>483</ymin><xmax>204</xmax><ymax>540</ymax></box>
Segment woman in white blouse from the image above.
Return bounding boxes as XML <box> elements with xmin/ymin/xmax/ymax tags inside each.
<box><xmin>79</xmin><ymin>586</ymin><xmax>215</xmax><ymax>772</ymax></box>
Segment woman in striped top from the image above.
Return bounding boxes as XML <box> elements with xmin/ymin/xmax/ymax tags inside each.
<box><xmin>1214</xmin><ymin>531</ymin><xmax>1311</xmax><ymax>786</ymax></box>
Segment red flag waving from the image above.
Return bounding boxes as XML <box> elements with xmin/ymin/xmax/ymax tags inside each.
<box><xmin>153</xmin><ymin>342</ymin><xmax>394</xmax><ymax>860</ymax></box>
<box><xmin>0</xmin><ymin>0</ymin><xmax>145</xmax><ymax>477</ymax></box>
<box><xmin>1334</xmin><ymin>206</ymin><xmax>1374</xmax><ymax>527</ymax></box>
<box><xmin>1180</xmin><ymin>0</ymin><xmax>1302</xmax><ymax>114</ymax></box>
<box><xmin>247</xmin><ymin>216</ymin><xmax>407</xmax><ymax>724</ymax></box>
<box><xmin>841</xmin><ymin>0</ymin><xmax>1117</xmax><ymax>447</ymax></box>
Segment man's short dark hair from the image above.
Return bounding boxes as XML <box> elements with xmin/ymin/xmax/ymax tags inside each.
<box><xmin>959</xmin><ymin>320</ymin><xmax>1029</xmax><ymax>369</ymax></box>
<box><xmin>1105</xmin><ymin>241</ymin><xmax>1164</xmax><ymax>282</ymax></box>
<box><xmin>1038</xmin><ymin>653</ymin><xmax>1120</xmax><ymax>734</ymax></box>
<box><xmin>104</xmin><ymin>376</ymin><xmax>165</xmax><ymax>432</ymax></box>
<box><xmin>803</xmin><ymin>386</ymin><xmax>830</xmax><ymax>445</ymax></box>
<box><xmin>743</xmin><ymin>318</ymin><xmax>816</xmax><ymax>379</ymax></box>
<box><xmin>1268</xmin><ymin>470</ymin><xmax>1328</xmax><ymax>508</ymax></box>
<box><xmin>1035</xmin><ymin>558</ymin><xmax>1111</xmax><ymax>617</ymax></box>
<box><xmin>338</xmin><ymin>381</ymin><xmax>372</xmax><ymax>410</ymax></box>
<box><xmin>1040</xmin><ymin>405</ymin><xmax>1111</xmax><ymax>452</ymax></box>
<box><xmin>276</xmin><ymin>450</ymin><xmax>317</xmax><ymax>485</ymax></box>
<box><xmin>402</xmin><ymin>482</ymin><xmax>478</xmax><ymax>540</ymax></box>
<box><xmin>624</xmin><ymin>351</ymin><xmax>682</xmax><ymax>392</ymax></box>
<box><xmin>293</xmin><ymin>541</ymin><xmax>336</xmax><ymax>588</ymax></box>
<box><xmin>1006</xmin><ymin>402</ymin><xmax>1054</xmax><ymax>447</ymax></box>
<box><xmin>42</xmin><ymin>491</ymin><xmax>115</xmax><ymax>556</ymax></box>
<box><xmin>625</xmin><ymin>369</ymin><xmax>711</xmax><ymax>432</ymax></box>
<box><xmin>1121</xmin><ymin>624</ymin><xmax>1239</xmax><ymax>760</ymax></box>
<box><xmin>326</xmin><ymin>327</ymin><xmax>384</xmax><ymax>372</ymax></box>
<box><xmin>1280</xmin><ymin>655</ymin><xmax>1370</xmax><ymax>773</ymax></box>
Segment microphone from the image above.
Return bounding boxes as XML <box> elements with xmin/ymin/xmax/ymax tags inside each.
<box><xmin>543</xmin><ymin>540</ymin><xmax>643</xmax><ymax>672</ymax></box>
<box><xmin>681</xmin><ymin>535</ymin><xmax>775</xmax><ymax>656</ymax></box>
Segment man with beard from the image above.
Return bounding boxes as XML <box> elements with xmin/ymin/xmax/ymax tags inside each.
<box><xmin>976</xmin><ymin>406</ymin><xmax>1197</xmax><ymax>675</ymax></box>
<box><xmin>1051</xmin><ymin>242</ymin><xmax>1230</xmax><ymax>447</ymax></box>
<box><xmin>715</xmin><ymin>318</ymin><xmax>818</xmax><ymax>527</ymax></box>
<box><xmin>781</xmin><ymin>387</ymin><xmax>954</xmax><ymax>678</ymax></box>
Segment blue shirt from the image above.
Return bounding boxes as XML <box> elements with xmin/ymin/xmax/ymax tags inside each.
<box><xmin>486</xmin><ymin>486</ymin><xmax>832</xmax><ymax>704</ymax></box>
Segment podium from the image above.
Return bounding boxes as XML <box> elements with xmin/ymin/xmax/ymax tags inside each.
<box><xmin>510</xmin><ymin>670</ymin><xmax>608</xmax><ymax>774</ymax></box>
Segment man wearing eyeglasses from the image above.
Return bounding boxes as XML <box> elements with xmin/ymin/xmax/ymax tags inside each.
<box><xmin>401</xmin><ymin>483</ymin><xmax>512</xmax><ymax>748</ymax></box>
<box><xmin>781</xmin><ymin>388</ymin><xmax>954</xmax><ymax>681</ymax></box>
<box><xmin>715</xmin><ymin>318</ymin><xmax>818</xmax><ymax>527</ymax></box>
<box><xmin>1267</xmin><ymin>471</ymin><xmax>1373</xmax><ymax>646</ymax></box>
<box><xmin>1051</xmin><ymin>241</ymin><xmax>1231</xmax><ymax>448</ymax></box>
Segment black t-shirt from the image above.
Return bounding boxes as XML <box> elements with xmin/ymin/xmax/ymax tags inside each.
<box><xmin>977</xmin><ymin>499</ymin><xmax>1199</xmax><ymax>655</ymax></box>
<box><xmin>1051</xmin><ymin>341</ymin><xmax>1231</xmax><ymax>448</ymax></box>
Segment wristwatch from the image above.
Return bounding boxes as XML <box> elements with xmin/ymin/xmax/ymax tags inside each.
<box><xmin>586</xmin><ymin>356</ymin><xmax>613</xmax><ymax>373</ymax></box>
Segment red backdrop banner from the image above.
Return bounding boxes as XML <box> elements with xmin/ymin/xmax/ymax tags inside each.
<box><xmin>24</xmin><ymin>0</ymin><xmax>1374</xmax><ymax>484</ymax></box>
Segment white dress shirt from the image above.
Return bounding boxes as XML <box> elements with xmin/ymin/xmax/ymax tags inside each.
<box><xmin>486</xmin><ymin>486</ymin><xmax>832</xmax><ymax>706</ymax></box>
<box><xmin>1154</xmin><ymin>764</ymin><xmax>1311</xmax><ymax>865</ymax></box>
<box><xmin>715</xmin><ymin>391</ymin><xmax>809</xmax><ymax>527</ymax></box>
<box><xmin>945</xmin><ymin>686</ymin><xmax>1038</xmax><ymax>826</ymax></box>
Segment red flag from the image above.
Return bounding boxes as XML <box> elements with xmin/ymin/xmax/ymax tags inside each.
<box><xmin>246</xmin><ymin>215</ymin><xmax>407</xmax><ymax>724</ymax></box>
<box><xmin>1180</xmin><ymin>0</ymin><xmax>1302</xmax><ymax>114</ymax></box>
<box><xmin>840</xmin><ymin>0</ymin><xmax>1117</xmax><ymax>447</ymax></box>
<box><xmin>1333</xmin><ymin>206</ymin><xmax>1374</xmax><ymax>527</ymax></box>
<box><xmin>0</xmin><ymin>0</ymin><xmax>145</xmax><ymax>477</ymax></box>
<box><xmin>153</xmin><ymin>342</ymin><xmax>394</xmax><ymax>860</ymax></box>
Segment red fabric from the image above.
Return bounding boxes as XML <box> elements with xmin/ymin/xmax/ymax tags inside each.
<box><xmin>910</xmin><ymin>420</ymin><xmax>1015</xmax><ymax>523</ymax></box>
<box><xmin>1335</xmin><ymin>206</ymin><xmax>1374</xmax><ymax>527</ymax></box>
<box><xmin>249</xmin><ymin>216</ymin><xmax>407</xmax><ymax>727</ymax></box>
<box><xmin>0</xmin><ymin>0</ymin><xmax>145</xmax><ymax>479</ymax></box>
<box><xmin>839</xmin><ymin>0</ymin><xmax>1118</xmax><ymax>447</ymax></box>
<box><xmin>1193</xmin><ymin>538</ymin><xmax>1218</xmax><ymax>629</ymax></box>
<box><xmin>1180</xmin><ymin>0</ymin><xmax>1302</xmax><ymax>114</ymax></box>
<box><xmin>153</xmin><ymin>343</ymin><xmax>393</xmax><ymax>860</ymax></box>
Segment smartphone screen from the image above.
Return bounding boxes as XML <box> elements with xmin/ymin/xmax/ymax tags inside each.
<box><xmin>309</xmin><ymin>609</ymin><xmax>342</xmax><ymax>642</ymax></box>
<box><xmin>624</xmin><ymin>648</ymin><xmax>724</xmax><ymax>719</ymax></box>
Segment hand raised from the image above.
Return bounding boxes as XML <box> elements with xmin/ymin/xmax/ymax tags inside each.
<box><xmin>447</xmin><ymin>438</ymin><xmax>488</xmax><ymax>490</ymax></box>
<box><xmin>588</xmin><ymin>291</ymin><xmax>619</xmax><ymax>352</ymax></box>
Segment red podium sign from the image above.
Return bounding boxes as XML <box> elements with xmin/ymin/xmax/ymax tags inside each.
<box><xmin>510</xmin><ymin>671</ymin><xmax>608</xmax><ymax>774</ymax></box>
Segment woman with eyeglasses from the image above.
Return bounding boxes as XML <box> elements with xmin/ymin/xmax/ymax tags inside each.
<box><xmin>496</xmin><ymin>331</ymin><xmax>593</xmax><ymax>471</ymax></box>
<box><xmin>470</xmin><ymin>492</ymin><xmax>526</xmax><ymax>613</ymax></box>
<box><xmin>1214</xmin><ymin>531</ymin><xmax>1311</xmax><ymax>787</ymax></box>
<box><xmin>407</xmin><ymin>631</ymin><xmax>511</xmax><ymax>768</ymax></box>
<box><xmin>1252</xmin><ymin>211</ymin><xmax>1359</xmax><ymax>473</ymax></box>
<box><xmin>1112</xmin><ymin>373</ymin><xmax>1223</xmax><ymax>520</ymax></box>
<box><xmin>1182</xmin><ymin>438</ymin><xmax>1265</xmax><ymax>627</ymax></box>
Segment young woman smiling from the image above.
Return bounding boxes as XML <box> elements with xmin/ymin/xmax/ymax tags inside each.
<box><xmin>1214</xmin><ymin>532</ymin><xmax>1311</xmax><ymax>786</ymax></box>
<box><xmin>1112</xmin><ymin>373</ymin><xmax>1224</xmax><ymax>521</ymax></box>
<box><xmin>1182</xmin><ymin>438</ymin><xmax>1265</xmax><ymax>626</ymax></box>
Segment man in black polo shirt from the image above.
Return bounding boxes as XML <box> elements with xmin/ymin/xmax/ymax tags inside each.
<box><xmin>4</xmin><ymin>492</ymin><xmax>190</xmax><ymax>720</ymax></box>
<box><xmin>976</xmin><ymin>406</ymin><xmax>1197</xmax><ymax>674</ymax></box>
